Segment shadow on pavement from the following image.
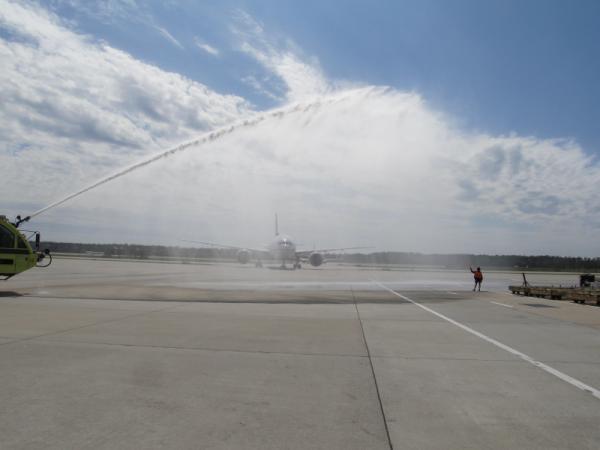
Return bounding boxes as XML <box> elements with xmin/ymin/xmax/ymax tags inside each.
<box><xmin>0</xmin><ymin>291</ymin><xmax>23</xmax><ymax>297</ymax></box>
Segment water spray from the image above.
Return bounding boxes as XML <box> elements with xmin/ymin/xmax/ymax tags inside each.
<box><xmin>23</xmin><ymin>90</ymin><xmax>367</xmax><ymax>221</ymax></box>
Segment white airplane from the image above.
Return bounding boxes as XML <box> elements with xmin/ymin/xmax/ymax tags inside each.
<box><xmin>185</xmin><ymin>215</ymin><xmax>371</xmax><ymax>269</ymax></box>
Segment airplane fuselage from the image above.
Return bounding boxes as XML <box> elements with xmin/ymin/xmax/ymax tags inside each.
<box><xmin>267</xmin><ymin>234</ymin><xmax>297</xmax><ymax>263</ymax></box>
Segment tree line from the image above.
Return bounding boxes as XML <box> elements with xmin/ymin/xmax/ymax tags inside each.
<box><xmin>341</xmin><ymin>252</ymin><xmax>600</xmax><ymax>271</ymax></box>
<box><xmin>39</xmin><ymin>241</ymin><xmax>600</xmax><ymax>271</ymax></box>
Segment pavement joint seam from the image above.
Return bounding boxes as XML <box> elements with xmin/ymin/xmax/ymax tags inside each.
<box><xmin>351</xmin><ymin>286</ymin><xmax>394</xmax><ymax>450</ymax></box>
<box><xmin>19</xmin><ymin>337</ymin><xmax>368</xmax><ymax>358</ymax></box>
<box><xmin>20</xmin><ymin>294</ymin><xmax>367</xmax><ymax>304</ymax></box>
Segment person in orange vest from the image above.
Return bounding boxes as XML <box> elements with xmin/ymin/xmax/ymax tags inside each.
<box><xmin>470</xmin><ymin>266</ymin><xmax>483</xmax><ymax>291</ymax></box>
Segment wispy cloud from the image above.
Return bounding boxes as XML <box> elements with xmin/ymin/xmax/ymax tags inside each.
<box><xmin>155</xmin><ymin>25</ymin><xmax>183</xmax><ymax>49</ymax></box>
<box><xmin>46</xmin><ymin>0</ymin><xmax>143</xmax><ymax>24</ymax></box>
<box><xmin>47</xmin><ymin>0</ymin><xmax>185</xmax><ymax>49</ymax></box>
<box><xmin>241</xmin><ymin>75</ymin><xmax>283</xmax><ymax>101</ymax></box>
<box><xmin>231</xmin><ymin>10</ymin><xmax>330</xmax><ymax>102</ymax></box>
<box><xmin>193</xmin><ymin>36</ymin><xmax>219</xmax><ymax>56</ymax></box>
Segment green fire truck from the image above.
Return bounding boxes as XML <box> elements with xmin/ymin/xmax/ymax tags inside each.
<box><xmin>0</xmin><ymin>215</ymin><xmax>50</xmax><ymax>280</ymax></box>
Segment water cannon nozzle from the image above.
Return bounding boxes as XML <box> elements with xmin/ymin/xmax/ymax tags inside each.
<box><xmin>15</xmin><ymin>215</ymin><xmax>31</xmax><ymax>228</ymax></box>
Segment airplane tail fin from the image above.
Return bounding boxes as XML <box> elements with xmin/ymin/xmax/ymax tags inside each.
<box><xmin>275</xmin><ymin>214</ymin><xmax>279</xmax><ymax>236</ymax></box>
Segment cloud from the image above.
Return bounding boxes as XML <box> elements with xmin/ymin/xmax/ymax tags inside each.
<box><xmin>0</xmin><ymin>0</ymin><xmax>250</xmax><ymax>205</ymax></box>
<box><xmin>517</xmin><ymin>194</ymin><xmax>561</xmax><ymax>215</ymax></box>
<box><xmin>47</xmin><ymin>0</ymin><xmax>143</xmax><ymax>24</ymax></box>
<box><xmin>155</xmin><ymin>25</ymin><xmax>183</xmax><ymax>49</ymax></box>
<box><xmin>194</xmin><ymin>37</ymin><xmax>219</xmax><ymax>56</ymax></box>
<box><xmin>231</xmin><ymin>10</ymin><xmax>330</xmax><ymax>102</ymax></box>
<box><xmin>241</xmin><ymin>75</ymin><xmax>283</xmax><ymax>101</ymax></box>
<box><xmin>46</xmin><ymin>0</ymin><xmax>185</xmax><ymax>48</ymax></box>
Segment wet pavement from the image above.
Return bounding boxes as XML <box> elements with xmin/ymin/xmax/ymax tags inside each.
<box><xmin>1</xmin><ymin>259</ymin><xmax>599</xmax><ymax>449</ymax></box>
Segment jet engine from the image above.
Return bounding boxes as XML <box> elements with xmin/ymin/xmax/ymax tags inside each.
<box><xmin>309</xmin><ymin>252</ymin><xmax>324</xmax><ymax>267</ymax></box>
<box><xmin>237</xmin><ymin>249</ymin><xmax>251</xmax><ymax>264</ymax></box>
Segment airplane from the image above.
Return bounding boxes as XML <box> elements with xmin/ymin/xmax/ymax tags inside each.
<box><xmin>184</xmin><ymin>215</ymin><xmax>371</xmax><ymax>270</ymax></box>
<box><xmin>0</xmin><ymin>215</ymin><xmax>51</xmax><ymax>280</ymax></box>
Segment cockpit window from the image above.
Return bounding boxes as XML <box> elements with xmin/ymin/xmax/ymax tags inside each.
<box><xmin>0</xmin><ymin>225</ymin><xmax>15</xmax><ymax>248</ymax></box>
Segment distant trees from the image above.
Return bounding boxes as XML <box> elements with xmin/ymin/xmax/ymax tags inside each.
<box><xmin>35</xmin><ymin>241</ymin><xmax>600</xmax><ymax>271</ymax></box>
<box><xmin>38</xmin><ymin>241</ymin><xmax>228</xmax><ymax>261</ymax></box>
<box><xmin>339</xmin><ymin>252</ymin><xmax>600</xmax><ymax>271</ymax></box>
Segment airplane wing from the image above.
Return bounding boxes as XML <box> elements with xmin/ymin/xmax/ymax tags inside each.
<box><xmin>296</xmin><ymin>246</ymin><xmax>373</xmax><ymax>257</ymax></box>
<box><xmin>180</xmin><ymin>239</ymin><xmax>267</xmax><ymax>255</ymax></box>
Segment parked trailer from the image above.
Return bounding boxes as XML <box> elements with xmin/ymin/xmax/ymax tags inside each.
<box><xmin>509</xmin><ymin>285</ymin><xmax>600</xmax><ymax>306</ymax></box>
<box><xmin>509</xmin><ymin>272</ymin><xmax>599</xmax><ymax>305</ymax></box>
<box><xmin>568</xmin><ymin>290</ymin><xmax>600</xmax><ymax>306</ymax></box>
<box><xmin>508</xmin><ymin>285</ymin><xmax>574</xmax><ymax>300</ymax></box>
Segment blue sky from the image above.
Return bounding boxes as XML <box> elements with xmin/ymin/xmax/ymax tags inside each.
<box><xmin>48</xmin><ymin>0</ymin><xmax>600</xmax><ymax>154</ymax></box>
<box><xmin>2</xmin><ymin>0</ymin><xmax>600</xmax><ymax>255</ymax></box>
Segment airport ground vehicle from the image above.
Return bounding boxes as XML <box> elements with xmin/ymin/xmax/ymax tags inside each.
<box><xmin>0</xmin><ymin>215</ymin><xmax>51</xmax><ymax>280</ymax></box>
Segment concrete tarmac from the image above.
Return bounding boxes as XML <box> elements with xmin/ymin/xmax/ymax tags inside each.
<box><xmin>1</xmin><ymin>259</ymin><xmax>599</xmax><ymax>449</ymax></box>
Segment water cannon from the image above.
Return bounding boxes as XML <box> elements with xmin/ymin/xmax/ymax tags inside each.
<box><xmin>0</xmin><ymin>216</ymin><xmax>51</xmax><ymax>278</ymax></box>
<box><xmin>15</xmin><ymin>215</ymin><xmax>31</xmax><ymax>228</ymax></box>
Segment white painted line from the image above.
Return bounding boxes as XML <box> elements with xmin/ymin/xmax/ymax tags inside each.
<box><xmin>490</xmin><ymin>301</ymin><xmax>514</xmax><ymax>308</ymax></box>
<box><xmin>447</xmin><ymin>291</ymin><xmax>458</xmax><ymax>295</ymax></box>
<box><xmin>372</xmin><ymin>280</ymin><xmax>600</xmax><ymax>401</ymax></box>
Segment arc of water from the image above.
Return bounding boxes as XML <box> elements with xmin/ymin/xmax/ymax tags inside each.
<box><xmin>27</xmin><ymin>90</ymin><xmax>358</xmax><ymax>220</ymax></box>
